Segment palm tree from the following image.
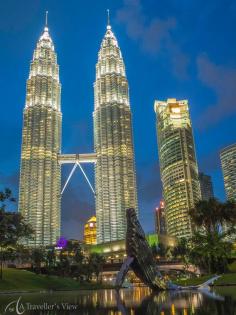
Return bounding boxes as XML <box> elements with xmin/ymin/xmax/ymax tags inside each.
<box><xmin>189</xmin><ymin>198</ymin><xmax>236</xmax><ymax>273</ymax></box>
<box><xmin>88</xmin><ymin>253</ymin><xmax>106</xmax><ymax>283</ymax></box>
<box><xmin>189</xmin><ymin>198</ymin><xmax>236</xmax><ymax>233</ymax></box>
<box><xmin>190</xmin><ymin>230</ymin><xmax>232</xmax><ymax>273</ymax></box>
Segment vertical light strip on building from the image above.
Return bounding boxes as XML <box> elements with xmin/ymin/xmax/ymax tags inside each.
<box><xmin>154</xmin><ymin>98</ymin><xmax>200</xmax><ymax>238</ymax></box>
<box><xmin>18</xmin><ymin>20</ymin><xmax>62</xmax><ymax>246</ymax></box>
<box><xmin>220</xmin><ymin>143</ymin><xmax>236</xmax><ymax>202</ymax></box>
<box><xmin>93</xmin><ymin>20</ymin><xmax>138</xmax><ymax>243</ymax></box>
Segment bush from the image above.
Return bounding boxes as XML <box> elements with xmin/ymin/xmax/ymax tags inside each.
<box><xmin>228</xmin><ymin>261</ymin><xmax>236</xmax><ymax>273</ymax></box>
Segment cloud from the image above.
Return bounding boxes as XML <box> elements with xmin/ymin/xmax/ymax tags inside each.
<box><xmin>116</xmin><ymin>0</ymin><xmax>189</xmax><ymax>79</ymax></box>
<box><xmin>197</xmin><ymin>54</ymin><xmax>236</xmax><ymax>127</ymax></box>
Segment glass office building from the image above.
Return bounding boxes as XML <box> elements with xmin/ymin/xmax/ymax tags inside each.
<box><xmin>154</xmin><ymin>98</ymin><xmax>200</xmax><ymax>238</ymax></box>
<box><xmin>220</xmin><ymin>144</ymin><xmax>236</xmax><ymax>201</ymax></box>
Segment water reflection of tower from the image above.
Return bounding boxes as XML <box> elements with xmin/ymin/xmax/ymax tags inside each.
<box><xmin>155</xmin><ymin>200</ymin><xmax>166</xmax><ymax>235</ymax></box>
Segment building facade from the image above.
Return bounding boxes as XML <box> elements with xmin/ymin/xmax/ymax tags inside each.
<box><xmin>220</xmin><ymin>144</ymin><xmax>236</xmax><ymax>201</ymax></box>
<box><xmin>154</xmin><ymin>98</ymin><xmax>201</xmax><ymax>239</ymax></box>
<box><xmin>199</xmin><ymin>172</ymin><xmax>214</xmax><ymax>201</ymax></box>
<box><xmin>155</xmin><ymin>200</ymin><xmax>166</xmax><ymax>235</ymax></box>
<box><xmin>93</xmin><ymin>22</ymin><xmax>138</xmax><ymax>244</ymax></box>
<box><xmin>18</xmin><ymin>24</ymin><xmax>61</xmax><ymax>246</ymax></box>
<box><xmin>84</xmin><ymin>216</ymin><xmax>97</xmax><ymax>245</ymax></box>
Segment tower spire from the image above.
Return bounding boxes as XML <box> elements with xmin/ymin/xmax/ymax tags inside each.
<box><xmin>45</xmin><ymin>11</ymin><xmax>48</xmax><ymax>27</ymax></box>
<box><xmin>107</xmin><ymin>9</ymin><xmax>111</xmax><ymax>29</ymax></box>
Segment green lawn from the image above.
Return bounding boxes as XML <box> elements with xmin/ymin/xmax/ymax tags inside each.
<box><xmin>174</xmin><ymin>274</ymin><xmax>214</xmax><ymax>286</ymax></box>
<box><xmin>0</xmin><ymin>268</ymin><xmax>112</xmax><ymax>292</ymax></box>
<box><xmin>214</xmin><ymin>273</ymin><xmax>236</xmax><ymax>285</ymax></box>
<box><xmin>174</xmin><ymin>273</ymin><xmax>236</xmax><ymax>287</ymax></box>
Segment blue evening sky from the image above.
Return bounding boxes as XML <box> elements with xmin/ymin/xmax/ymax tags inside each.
<box><xmin>0</xmin><ymin>0</ymin><xmax>235</xmax><ymax>239</ymax></box>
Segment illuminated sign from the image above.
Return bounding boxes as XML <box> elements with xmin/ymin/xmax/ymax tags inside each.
<box><xmin>56</xmin><ymin>237</ymin><xmax>68</xmax><ymax>248</ymax></box>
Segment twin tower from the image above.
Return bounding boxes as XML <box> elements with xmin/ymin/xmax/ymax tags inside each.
<box><xmin>18</xmin><ymin>18</ymin><xmax>138</xmax><ymax>246</ymax></box>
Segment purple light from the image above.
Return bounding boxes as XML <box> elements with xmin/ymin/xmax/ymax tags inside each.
<box><xmin>57</xmin><ymin>237</ymin><xmax>68</xmax><ymax>248</ymax></box>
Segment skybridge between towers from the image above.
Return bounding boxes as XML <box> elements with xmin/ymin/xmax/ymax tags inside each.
<box><xmin>58</xmin><ymin>153</ymin><xmax>97</xmax><ymax>196</ymax></box>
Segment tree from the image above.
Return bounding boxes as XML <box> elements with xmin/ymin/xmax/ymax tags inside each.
<box><xmin>151</xmin><ymin>244</ymin><xmax>159</xmax><ymax>257</ymax></box>
<box><xmin>0</xmin><ymin>188</ymin><xmax>34</xmax><ymax>280</ymax></box>
<box><xmin>31</xmin><ymin>247</ymin><xmax>46</xmax><ymax>274</ymax></box>
<box><xmin>46</xmin><ymin>248</ymin><xmax>56</xmax><ymax>272</ymax></box>
<box><xmin>15</xmin><ymin>245</ymin><xmax>31</xmax><ymax>266</ymax></box>
<box><xmin>189</xmin><ymin>198</ymin><xmax>236</xmax><ymax>233</ymax></box>
<box><xmin>157</xmin><ymin>243</ymin><xmax>169</xmax><ymax>259</ymax></box>
<box><xmin>171</xmin><ymin>238</ymin><xmax>188</xmax><ymax>259</ymax></box>
<box><xmin>189</xmin><ymin>198</ymin><xmax>236</xmax><ymax>273</ymax></box>
<box><xmin>58</xmin><ymin>250</ymin><xmax>71</xmax><ymax>277</ymax></box>
<box><xmin>88</xmin><ymin>253</ymin><xmax>105</xmax><ymax>283</ymax></box>
<box><xmin>66</xmin><ymin>240</ymin><xmax>84</xmax><ymax>265</ymax></box>
<box><xmin>189</xmin><ymin>230</ymin><xmax>232</xmax><ymax>273</ymax></box>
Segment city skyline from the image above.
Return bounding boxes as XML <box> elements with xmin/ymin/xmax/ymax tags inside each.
<box><xmin>0</xmin><ymin>1</ymin><xmax>235</xmax><ymax>239</ymax></box>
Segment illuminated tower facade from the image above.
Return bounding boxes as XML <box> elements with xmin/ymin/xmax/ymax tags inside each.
<box><xmin>154</xmin><ymin>98</ymin><xmax>200</xmax><ymax>239</ymax></box>
<box><xmin>84</xmin><ymin>216</ymin><xmax>97</xmax><ymax>245</ymax></box>
<box><xmin>155</xmin><ymin>200</ymin><xmax>166</xmax><ymax>235</ymax></box>
<box><xmin>18</xmin><ymin>21</ymin><xmax>61</xmax><ymax>246</ymax></box>
<box><xmin>220</xmin><ymin>144</ymin><xmax>236</xmax><ymax>201</ymax></box>
<box><xmin>94</xmin><ymin>21</ymin><xmax>138</xmax><ymax>244</ymax></box>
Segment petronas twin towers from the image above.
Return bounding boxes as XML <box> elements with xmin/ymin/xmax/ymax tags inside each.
<box><xmin>19</xmin><ymin>16</ymin><xmax>138</xmax><ymax>246</ymax></box>
<box><xmin>19</xmin><ymin>24</ymin><xmax>62</xmax><ymax>246</ymax></box>
<box><xmin>94</xmin><ymin>23</ymin><xmax>138</xmax><ymax>243</ymax></box>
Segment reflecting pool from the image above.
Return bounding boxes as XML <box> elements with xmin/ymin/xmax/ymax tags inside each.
<box><xmin>0</xmin><ymin>286</ymin><xmax>235</xmax><ymax>314</ymax></box>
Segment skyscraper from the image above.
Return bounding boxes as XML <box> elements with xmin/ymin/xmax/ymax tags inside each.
<box><xmin>199</xmin><ymin>172</ymin><xmax>214</xmax><ymax>201</ymax></box>
<box><xmin>154</xmin><ymin>98</ymin><xmax>201</xmax><ymax>239</ymax></box>
<box><xmin>18</xmin><ymin>19</ymin><xmax>61</xmax><ymax>246</ymax></box>
<box><xmin>155</xmin><ymin>200</ymin><xmax>166</xmax><ymax>235</ymax></box>
<box><xmin>93</xmin><ymin>20</ymin><xmax>138</xmax><ymax>244</ymax></box>
<box><xmin>220</xmin><ymin>144</ymin><xmax>236</xmax><ymax>201</ymax></box>
<box><xmin>84</xmin><ymin>216</ymin><xmax>97</xmax><ymax>245</ymax></box>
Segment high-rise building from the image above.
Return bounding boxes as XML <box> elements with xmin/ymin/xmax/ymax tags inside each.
<box><xmin>220</xmin><ymin>144</ymin><xmax>236</xmax><ymax>201</ymax></box>
<box><xmin>18</xmin><ymin>20</ymin><xmax>61</xmax><ymax>246</ymax></box>
<box><xmin>154</xmin><ymin>98</ymin><xmax>201</xmax><ymax>239</ymax></box>
<box><xmin>84</xmin><ymin>216</ymin><xmax>97</xmax><ymax>245</ymax></box>
<box><xmin>93</xmin><ymin>20</ymin><xmax>138</xmax><ymax>243</ymax></box>
<box><xmin>155</xmin><ymin>200</ymin><xmax>166</xmax><ymax>235</ymax></box>
<box><xmin>199</xmin><ymin>172</ymin><xmax>214</xmax><ymax>201</ymax></box>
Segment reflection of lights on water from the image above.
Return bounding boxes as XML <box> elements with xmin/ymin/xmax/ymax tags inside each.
<box><xmin>104</xmin><ymin>290</ymin><xmax>108</xmax><ymax>303</ymax></box>
<box><xmin>92</xmin><ymin>291</ymin><xmax>98</xmax><ymax>307</ymax></box>
<box><xmin>171</xmin><ymin>304</ymin><xmax>176</xmax><ymax>315</ymax></box>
